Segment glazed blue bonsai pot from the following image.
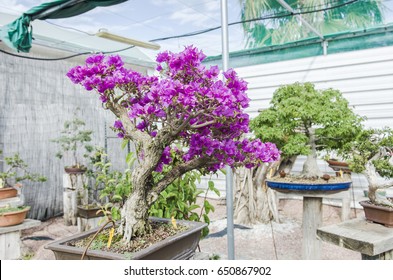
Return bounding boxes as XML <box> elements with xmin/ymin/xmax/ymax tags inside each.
<box><xmin>266</xmin><ymin>180</ymin><xmax>351</xmax><ymax>192</ymax></box>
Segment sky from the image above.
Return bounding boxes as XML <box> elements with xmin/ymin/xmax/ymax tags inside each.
<box><xmin>1</xmin><ymin>0</ymin><xmax>393</xmax><ymax>60</ymax></box>
<box><xmin>0</xmin><ymin>0</ymin><xmax>247</xmax><ymax>59</ymax></box>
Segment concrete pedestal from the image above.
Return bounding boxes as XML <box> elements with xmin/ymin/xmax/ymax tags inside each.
<box><xmin>0</xmin><ymin>219</ymin><xmax>41</xmax><ymax>259</ymax></box>
<box><xmin>77</xmin><ymin>216</ymin><xmax>103</xmax><ymax>232</ymax></box>
<box><xmin>63</xmin><ymin>173</ymin><xmax>88</xmax><ymax>226</ymax></box>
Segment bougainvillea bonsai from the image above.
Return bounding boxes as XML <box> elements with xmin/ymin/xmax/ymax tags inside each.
<box><xmin>67</xmin><ymin>46</ymin><xmax>280</xmax><ymax>241</ymax></box>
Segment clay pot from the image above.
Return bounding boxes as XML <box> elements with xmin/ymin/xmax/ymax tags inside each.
<box><xmin>359</xmin><ymin>200</ymin><xmax>393</xmax><ymax>227</ymax></box>
<box><xmin>77</xmin><ymin>205</ymin><xmax>105</xmax><ymax>219</ymax></box>
<box><xmin>0</xmin><ymin>206</ymin><xmax>30</xmax><ymax>227</ymax></box>
<box><xmin>64</xmin><ymin>167</ymin><xmax>87</xmax><ymax>174</ymax></box>
<box><xmin>0</xmin><ymin>187</ymin><xmax>18</xmax><ymax>200</ymax></box>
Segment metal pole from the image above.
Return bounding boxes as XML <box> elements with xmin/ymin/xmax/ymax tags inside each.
<box><xmin>220</xmin><ymin>0</ymin><xmax>235</xmax><ymax>260</ymax></box>
<box><xmin>276</xmin><ymin>0</ymin><xmax>327</xmax><ymax>55</ymax></box>
<box><xmin>31</xmin><ymin>0</ymin><xmax>85</xmax><ymax>20</ymax></box>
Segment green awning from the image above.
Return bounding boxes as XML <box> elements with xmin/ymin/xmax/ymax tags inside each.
<box><xmin>0</xmin><ymin>0</ymin><xmax>128</xmax><ymax>53</ymax></box>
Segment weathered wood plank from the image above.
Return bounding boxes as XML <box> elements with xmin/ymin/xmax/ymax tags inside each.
<box><xmin>317</xmin><ymin>218</ymin><xmax>393</xmax><ymax>257</ymax></box>
<box><xmin>302</xmin><ymin>197</ymin><xmax>323</xmax><ymax>259</ymax></box>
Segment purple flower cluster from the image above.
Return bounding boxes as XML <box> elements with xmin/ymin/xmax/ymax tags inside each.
<box><xmin>67</xmin><ymin>46</ymin><xmax>280</xmax><ymax>172</ymax></box>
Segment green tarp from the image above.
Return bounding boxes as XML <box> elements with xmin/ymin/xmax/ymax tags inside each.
<box><xmin>0</xmin><ymin>0</ymin><xmax>128</xmax><ymax>52</ymax></box>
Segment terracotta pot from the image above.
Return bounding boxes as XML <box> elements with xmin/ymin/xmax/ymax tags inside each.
<box><xmin>64</xmin><ymin>167</ymin><xmax>87</xmax><ymax>175</ymax></box>
<box><xmin>326</xmin><ymin>159</ymin><xmax>351</xmax><ymax>174</ymax></box>
<box><xmin>45</xmin><ymin>217</ymin><xmax>207</xmax><ymax>260</ymax></box>
<box><xmin>0</xmin><ymin>187</ymin><xmax>18</xmax><ymax>200</ymax></box>
<box><xmin>0</xmin><ymin>206</ymin><xmax>30</xmax><ymax>227</ymax></box>
<box><xmin>359</xmin><ymin>200</ymin><xmax>393</xmax><ymax>227</ymax></box>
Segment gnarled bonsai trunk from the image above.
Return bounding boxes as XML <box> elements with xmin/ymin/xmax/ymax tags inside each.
<box><xmin>119</xmin><ymin>142</ymin><xmax>214</xmax><ymax>242</ymax></box>
<box><xmin>364</xmin><ymin>161</ymin><xmax>393</xmax><ymax>207</ymax></box>
<box><xmin>121</xmin><ymin>189</ymin><xmax>150</xmax><ymax>241</ymax></box>
<box><xmin>119</xmin><ymin>141</ymin><xmax>163</xmax><ymax>242</ymax></box>
<box><xmin>302</xmin><ymin>128</ymin><xmax>322</xmax><ymax>178</ymax></box>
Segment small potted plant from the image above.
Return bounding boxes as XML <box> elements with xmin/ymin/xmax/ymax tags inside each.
<box><xmin>51</xmin><ymin>109</ymin><xmax>93</xmax><ymax>174</ymax></box>
<box><xmin>251</xmin><ymin>82</ymin><xmax>364</xmax><ymax>192</ymax></box>
<box><xmin>76</xmin><ymin>146</ymin><xmax>128</xmax><ymax>221</ymax></box>
<box><xmin>45</xmin><ymin>46</ymin><xmax>280</xmax><ymax>260</ymax></box>
<box><xmin>342</xmin><ymin>127</ymin><xmax>393</xmax><ymax>226</ymax></box>
<box><xmin>0</xmin><ymin>150</ymin><xmax>47</xmax><ymax>227</ymax></box>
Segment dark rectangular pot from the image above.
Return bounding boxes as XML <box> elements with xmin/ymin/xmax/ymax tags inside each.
<box><xmin>77</xmin><ymin>205</ymin><xmax>104</xmax><ymax>219</ymax></box>
<box><xmin>360</xmin><ymin>200</ymin><xmax>393</xmax><ymax>227</ymax></box>
<box><xmin>45</xmin><ymin>217</ymin><xmax>207</xmax><ymax>260</ymax></box>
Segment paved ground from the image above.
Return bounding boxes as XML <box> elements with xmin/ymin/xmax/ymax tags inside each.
<box><xmin>20</xmin><ymin>198</ymin><xmax>364</xmax><ymax>260</ymax></box>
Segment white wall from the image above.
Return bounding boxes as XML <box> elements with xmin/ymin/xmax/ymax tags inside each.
<box><xmin>238</xmin><ymin>45</ymin><xmax>393</xmax><ymax>128</ymax></box>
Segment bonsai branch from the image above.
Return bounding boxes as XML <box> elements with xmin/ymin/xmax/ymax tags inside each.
<box><xmin>147</xmin><ymin>157</ymin><xmax>214</xmax><ymax>205</ymax></box>
<box><xmin>190</xmin><ymin>120</ymin><xmax>216</xmax><ymax>129</ymax></box>
<box><xmin>108</xmin><ymin>102</ymin><xmax>151</xmax><ymax>144</ymax></box>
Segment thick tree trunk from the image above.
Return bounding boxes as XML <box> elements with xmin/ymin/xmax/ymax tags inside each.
<box><xmin>234</xmin><ymin>164</ymin><xmax>280</xmax><ymax>225</ymax></box>
<box><xmin>302</xmin><ymin>128</ymin><xmax>322</xmax><ymax>178</ymax></box>
<box><xmin>119</xmin><ymin>144</ymin><xmax>212</xmax><ymax>242</ymax></box>
<box><xmin>120</xmin><ymin>143</ymin><xmax>163</xmax><ymax>242</ymax></box>
<box><xmin>120</xmin><ymin>189</ymin><xmax>150</xmax><ymax>242</ymax></box>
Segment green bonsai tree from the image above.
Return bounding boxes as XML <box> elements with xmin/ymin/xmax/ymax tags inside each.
<box><xmin>51</xmin><ymin>109</ymin><xmax>93</xmax><ymax>171</ymax></box>
<box><xmin>251</xmin><ymin>82</ymin><xmax>364</xmax><ymax>179</ymax></box>
<box><xmin>0</xmin><ymin>150</ymin><xmax>47</xmax><ymax>189</ymax></box>
<box><xmin>341</xmin><ymin>127</ymin><xmax>393</xmax><ymax>207</ymax></box>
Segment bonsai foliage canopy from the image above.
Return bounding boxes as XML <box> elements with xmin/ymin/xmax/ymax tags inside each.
<box><xmin>0</xmin><ymin>150</ymin><xmax>47</xmax><ymax>188</ymax></box>
<box><xmin>51</xmin><ymin>110</ymin><xmax>93</xmax><ymax>169</ymax></box>
<box><xmin>342</xmin><ymin>127</ymin><xmax>393</xmax><ymax>206</ymax></box>
<box><xmin>251</xmin><ymin>82</ymin><xmax>363</xmax><ymax>178</ymax></box>
<box><xmin>66</xmin><ymin>46</ymin><xmax>280</xmax><ymax>241</ymax></box>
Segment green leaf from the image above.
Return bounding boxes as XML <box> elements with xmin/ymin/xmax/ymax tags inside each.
<box><xmin>112</xmin><ymin>194</ymin><xmax>122</xmax><ymax>201</ymax></box>
<box><xmin>121</xmin><ymin>139</ymin><xmax>129</xmax><ymax>150</ymax></box>
<box><xmin>203</xmin><ymin>213</ymin><xmax>210</xmax><ymax>224</ymax></box>
<box><xmin>188</xmin><ymin>204</ymin><xmax>200</xmax><ymax>211</ymax></box>
<box><xmin>204</xmin><ymin>200</ymin><xmax>211</xmax><ymax>214</ymax></box>
<box><xmin>125</xmin><ymin>152</ymin><xmax>135</xmax><ymax>166</ymax></box>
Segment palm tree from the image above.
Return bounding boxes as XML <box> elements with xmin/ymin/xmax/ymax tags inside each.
<box><xmin>239</xmin><ymin>0</ymin><xmax>385</xmax><ymax>48</ymax></box>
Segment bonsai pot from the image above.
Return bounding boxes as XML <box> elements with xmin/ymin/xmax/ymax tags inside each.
<box><xmin>0</xmin><ymin>206</ymin><xmax>30</xmax><ymax>227</ymax></box>
<box><xmin>77</xmin><ymin>205</ymin><xmax>105</xmax><ymax>219</ymax></box>
<box><xmin>64</xmin><ymin>166</ymin><xmax>87</xmax><ymax>175</ymax></box>
<box><xmin>266</xmin><ymin>180</ymin><xmax>352</xmax><ymax>193</ymax></box>
<box><xmin>0</xmin><ymin>187</ymin><xmax>18</xmax><ymax>200</ymax></box>
<box><xmin>326</xmin><ymin>159</ymin><xmax>351</xmax><ymax>175</ymax></box>
<box><xmin>45</xmin><ymin>217</ymin><xmax>207</xmax><ymax>260</ymax></box>
<box><xmin>359</xmin><ymin>200</ymin><xmax>393</xmax><ymax>227</ymax></box>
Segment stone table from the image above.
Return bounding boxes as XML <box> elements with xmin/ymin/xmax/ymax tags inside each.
<box><xmin>317</xmin><ymin>218</ymin><xmax>393</xmax><ymax>260</ymax></box>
